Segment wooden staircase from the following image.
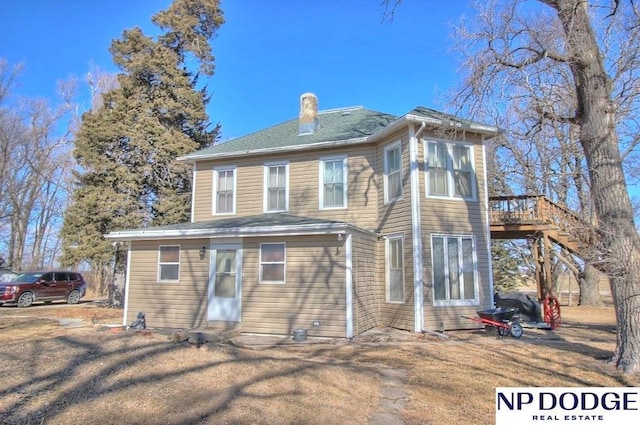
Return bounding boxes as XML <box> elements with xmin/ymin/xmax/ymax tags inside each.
<box><xmin>489</xmin><ymin>195</ymin><xmax>597</xmax><ymax>299</ymax></box>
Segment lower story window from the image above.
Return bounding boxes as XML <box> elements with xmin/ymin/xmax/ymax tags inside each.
<box><xmin>432</xmin><ymin>235</ymin><xmax>477</xmax><ymax>305</ymax></box>
<box><xmin>260</xmin><ymin>243</ymin><xmax>286</xmax><ymax>283</ymax></box>
<box><xmin>386</xmin><ymin>235</ymin><xmax>405</xmax><ymax>303</ymax></box>
<box><xmin>158</xmin><ymin>245</ymin><xmax>180</xmax><ymax>282</ymax></box>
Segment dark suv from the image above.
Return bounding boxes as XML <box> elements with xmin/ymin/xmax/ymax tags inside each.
<box><xmin>0</xmin><ymin>271</ymin><xmax>87</xmax><ymax>307</ymax></box>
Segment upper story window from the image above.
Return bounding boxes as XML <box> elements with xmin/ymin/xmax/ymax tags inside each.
<box><xmin>319</xmin><ymin>156</ymin><xmax>348</xmax><ymax>209</ymax></box>
<box><xmin>384</xmin><ymin>141</ymin><xmax>403</xmax><ymax>203</ymax></box>
<box><xmin>158</xmin><ymin>245</ymin><xmax>180</xmax><ymax>282</ymax></box>
<box><xmin>213</xmin><ymin>167</ymin><xmax>236</xmax><ymax>215</ymax></box>
<box><xmin>425</xmin><ymin>141</ymin><xmax>475</xmax><ymax>200</ymax></box>
<box><xmin>431</xmin><ymin>235</ymin><xmax>478</xmax><ymax>306</ymax></box>
<box><xmin>264</xmin><ymin>162</ymin><xmax>289</xmax><ymax>212</ymax></box>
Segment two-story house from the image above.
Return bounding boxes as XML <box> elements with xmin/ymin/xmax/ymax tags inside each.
<box><xmin>106</xmin><ymin>93</ymin><xmax>500</xmax><ymax>338</ymax></box>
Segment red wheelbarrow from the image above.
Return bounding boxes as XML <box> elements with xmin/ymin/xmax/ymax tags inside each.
<box><xmin>462</xmin><ymin>307</ymin><xmax>524</xmax><ymax>338</ymax></box>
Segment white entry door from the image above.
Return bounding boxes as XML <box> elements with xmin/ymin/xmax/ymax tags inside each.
<box><xmin>208</xmin><ymin>243</ymin><xmax>242</xmax><ymax>322</ymax></box>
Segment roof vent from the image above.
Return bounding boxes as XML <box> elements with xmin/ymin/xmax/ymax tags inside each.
<box><xmin>299</xmin><ymin>92</ymin><xmax>319</xmax><ymax>135</ymax></box>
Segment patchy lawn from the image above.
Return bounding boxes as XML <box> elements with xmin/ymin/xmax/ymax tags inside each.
<box><xmin>0</xmin><ymin>299</ymin><xmax>637</xmax><ymax>425</ymax></box>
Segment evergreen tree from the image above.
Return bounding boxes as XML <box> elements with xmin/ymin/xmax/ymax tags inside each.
<box><xmin>60</xmin><ymin>0</ymin><xmax>224</xmax><ymax>290</ymax></box>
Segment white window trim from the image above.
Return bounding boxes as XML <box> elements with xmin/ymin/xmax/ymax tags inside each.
<box><xmin>212</xmin><ymin>166</ymin><xmax>237</xmax><ymax>215</ymax></box>
<box><xmin>319</xmin><ymin>155</ymin><xmax>348</xmax><ymax>210</ymax></box>
<box><xmin>424</xmin><ymin>139</ymin><xmax>476</xmax><ymax>201</ymax></box>
<box><xmin>157</xmin><ymin>244</ymin><xmax>180</xmax><ymax>283</ymax></box>
<box><xmin>263</xmin><ymin>161</ymin><xmax>289</xmax><ymax>213</ymax></box>
<box><xmin>431</xmin><ymin>234</ymin><xmax>479</xmax><ymax>307</ymax></box>
<box><xmin>383</xmin><ymin>141</ymin><xmax>403</xmax><ymax>204</ymax></box>
<box><xmin>385</xmin><ymin>234</ymin><xmax>405</xmax><ymax>304</ymax></box>
<box><xmin>259</xmin><ymin>242</ymin><xmax>286</xmax><ymax>284</ymax></box>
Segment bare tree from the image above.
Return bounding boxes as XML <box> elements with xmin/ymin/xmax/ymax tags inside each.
<box><xmin>450</xmin><ymin>0</ymin><xmax>640</xmax><ymax>374</ymax></box>
<box><xmin>0</xmin><ymin>60</ymin><xmax>76</xmax><ymax>271</ymax></box>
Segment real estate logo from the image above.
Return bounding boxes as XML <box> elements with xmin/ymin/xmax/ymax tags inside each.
<box><xmin>496</xmin><ymin>387</ymin><xmax>640</xmax><ymax>424</ymax></box>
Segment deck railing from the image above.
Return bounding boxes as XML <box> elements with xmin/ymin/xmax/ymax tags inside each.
<box><xmin>489</xmin><ymin>195</ymin><xmax>595</xmax><ymax>251</ymax></box>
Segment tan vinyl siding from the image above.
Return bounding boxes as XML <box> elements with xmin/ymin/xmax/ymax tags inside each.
<box><xmin>374</xmin><ymin>129</ymin><xmax>415</xmax><ymax>331</ymax></box>
<box><xmin>352</xmin><ymin>235</ymin><xmax>378</xmax><ymax>334</ymax></box>
<box><xmin>192</xmin><ymin>146</ymin><xmax>379</xmax><ymax>232</ymax></box>
<box><xmin>418</xmin><ymin>132</ymin><xmax>493</xmax><ymax>331</ymax></box>
<box><xmin>240</xmin><ymin>235</ymin><xmax>348</xmax><ymax>338</ymax></box>
<box><xmin>125</xmin><ymin>240</ymin><xmax>210</xmax><ymax>329</ymax></box>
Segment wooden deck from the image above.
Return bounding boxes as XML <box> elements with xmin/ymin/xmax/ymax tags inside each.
<box><xmin>488</xmin><ymin>195</ymin><xmax>597</xmax><ymax>298</ymax></box>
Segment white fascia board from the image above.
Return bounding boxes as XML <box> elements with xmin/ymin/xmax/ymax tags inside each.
<box><xmin>105</xmin><ymin>223</ymin><xmax>375</xmax><ymax>241</ymax></box>
<box><xmin>403</xmin><ymin>114</ymin><xmax>503</xmax><ymax>138</ymax></box>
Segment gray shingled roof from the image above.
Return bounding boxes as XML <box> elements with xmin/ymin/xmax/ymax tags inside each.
<box><xmin>105</xmin><ymin>213</ymin><xmax>374</xmax><ymax>240</ymax></box>
<box><xmin>179</xmin><ymin>105</ymin><xmax>500</xmax><ymax>161</ymax></box>
<box><xmin>119</xmin><ymin>213</ymin><xmax>346</xmax><ymax>232</ymax></box>
<box><xmin>180</xmin><ymin>107</ymin><xmax>399</xmax><ymax>160</ymax></box>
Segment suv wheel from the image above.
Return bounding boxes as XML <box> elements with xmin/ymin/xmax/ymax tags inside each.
<box><xmin>67</xmin><ymin>290</ymin><xmax>81</xmax><ymax>305</ymax></box>
<box><xmin>17</xmin><ymin>292</ymin><xmax>34</xmax><ymax>307</ymax></box>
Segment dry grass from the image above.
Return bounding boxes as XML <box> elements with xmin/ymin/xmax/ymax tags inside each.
<box><xmin>0</xmin><ymin>299</ymin><xmax>638</xmax><ymax>425</ymax></box>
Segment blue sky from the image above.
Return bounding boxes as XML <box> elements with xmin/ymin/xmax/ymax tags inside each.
<box><xmin>0</xmin><ymin>0</ymin><xmax>472</xmax><ymax>141</ymax></box>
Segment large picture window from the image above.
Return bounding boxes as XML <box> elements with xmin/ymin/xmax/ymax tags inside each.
<box><xmin>425</xmin><ymin>141</ymin><xmax>475</xmax><ymax>199</ymax></box>
<box><xmin>264</xmin><ymin>163</ymin><xmax>288</xmax><ymax>212</ymax></box>
<box><xmin>320</xmin><ymin>156</ymin><xmax>347</xmax><ymax>209</ymax></box>
<box><xmin>432</xmin><ymin>235</ymin><xmax>477</xmax><ymax>305</ymax></box>
<box><xmin>260</xmin><ymin>243</ymin><xmax>286</xmax><ymax>284</ymax></box>
<box><xmin>384</xmin><ymin>142</ymin><xmax>402</xmax><ymax>203</ymax></box>
<box><xmin>213</xmin><ymin>167</ymin><xmax>236</xmax><ymax>214</ymax></box>
<box><xmin>158</xmin><ymin>245</ymin><xmax>180</xmax><ymax>282</ymax></box>
<box><xmin>386</xmin><ymin>235</ymin><xmax>405</xmax><ymax>303</ymax></box>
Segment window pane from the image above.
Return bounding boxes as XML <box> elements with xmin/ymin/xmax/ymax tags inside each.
<box><xmin>216</xmin><ymin>250</ymin><xmax>236</xmax><ymax>273</ymax></box>
<box><xmin>215</xmin><ymin>275</ymin><xmax>236</xmax><ymax>297</ymax></box>
<box><xmin>387</xmin><ymin>146</ymin><xmax>401</xmax><ymax>173</ymax></box>
<box><xmin>462</xmin><ymin>239</ymin><xmax>475</xmax><ymax>300</ymax></box>
<box><xmin>218</xmin><ymin>170</ymin><xmax>232</xmax><ymax>190</ymax></box>
<box><xmin>454</xmin><ymin>170</ymin><xmax>472</xmax><ymax>197</ymax></box>
<box><xmin>428</xmin><ymin>143</ymin><xmax>449</xmax><ymax>196</ymax></box>
<box><xmin>268</xmin><ymin>167</ymin><xmax>279</xmax><ymax>186</ymax></box>
<box><xmin>388</xmin><ymin>238</ymin><xmax>404</xmax><ymax>302</ymax></box>
<box><xmin>389</xmin><ymin>270</ymin><xmax>403</xmax><ymax>301</ymax></box>
<box><xmin>324</xmin><ymin>161</ymin><xmax>335</xmax><ymax>182</ymax></box>
<box><xmin>324</xmin><ymin>183</ymin><xmax>344</xmax><ymax>207</ymax></box>
<box><xmin>262</xmin><ymin>264</ymin><xmax>284</xmax><ymax>281</ymax></box>
<box><xmin>160</xmin><ymin>264</ymin><xmax>179</xmax><ymax>281</ymax></box>
<box><xmin>429</xmin><ymin>169</ymin><xmax>448</xmax><ymax>195</ymax></box>
<box><xmin>453</xmin><ymin>146</ymin><xmax>471</xmax><ymax>170</ymax></box>
<box><xmin>160</xmin><ymin>246</ymin><xmax>179</xmax><ymax>262</ymax></box>
<box><xmin>262</xmin><ymin>244</ymin><xmax>284</xmax><ymax>262</ymax></box>
<box><xmin>448</xmin><ymin>238</ymin><xmax>460</xmax><ymax>300</ymax></box>
<box><xmin>390</xmin><ymin>239</ymin><xmax>403</xmax><ymax>269</ymax></box>
<box><xmin>268</xmin><ymin>188</ymin><xmax>285</xmax><ymax>210</ymax></box>
<box><xmin>389</xmin><ymin>172</ymin><xmax>402</xmax><ymax>199</ymax></box>
<box><xmin>433</xmin><ymin>238</ymin><xmax>446</xmax><ymax>300</ymax></box>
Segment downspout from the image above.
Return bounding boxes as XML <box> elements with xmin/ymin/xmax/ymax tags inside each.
<box><xmin>190</xmin><ymin>162</ymin><xmax>197</xmax><ymax>223</ymax></box>
<box><xmin>121</xmin><ymin>242</ymin><xmax>132</xmax><ymax>328</ymax></box>
<box><xmin>481</xmin><ymin>136</ymin><xmax>495</xmax><ymax>306</ymax></box>
<box><xmin>410</xmin><ymin>122</ymin><xmax>427</xmax><ymax>332</ymax></box>
<box><xmin>345</xmin><ymin>233</ymin><xmax>354</xmax><ymax>338</ymax></box>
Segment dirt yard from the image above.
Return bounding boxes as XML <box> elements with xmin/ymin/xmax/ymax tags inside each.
<box><xmin>0</xmin><ymin>299</ymin><xmax>637</xmax><ymax>425</ymax></box>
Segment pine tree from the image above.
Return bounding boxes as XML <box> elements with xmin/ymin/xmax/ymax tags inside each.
<box><xmin>60</xmin><ymin>0</ymin><xmax>224</xmax><ymax>290</ymax></box>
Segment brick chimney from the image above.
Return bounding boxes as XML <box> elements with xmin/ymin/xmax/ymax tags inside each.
<box><xmin>298</xmin><ymin>92</ymin><xmax>318</xmax><ymax>135</ymax></box>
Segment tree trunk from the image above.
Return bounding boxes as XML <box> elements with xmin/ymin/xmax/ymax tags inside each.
<box><xmin>546</xmin><ymin>0</ymin><xmax>640</xmax><ymax>374</ymax></box>
<box><xmin>578</xmin><ymin>263</ymin><xmax>604</xmax><ymax>307</ymax></box>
